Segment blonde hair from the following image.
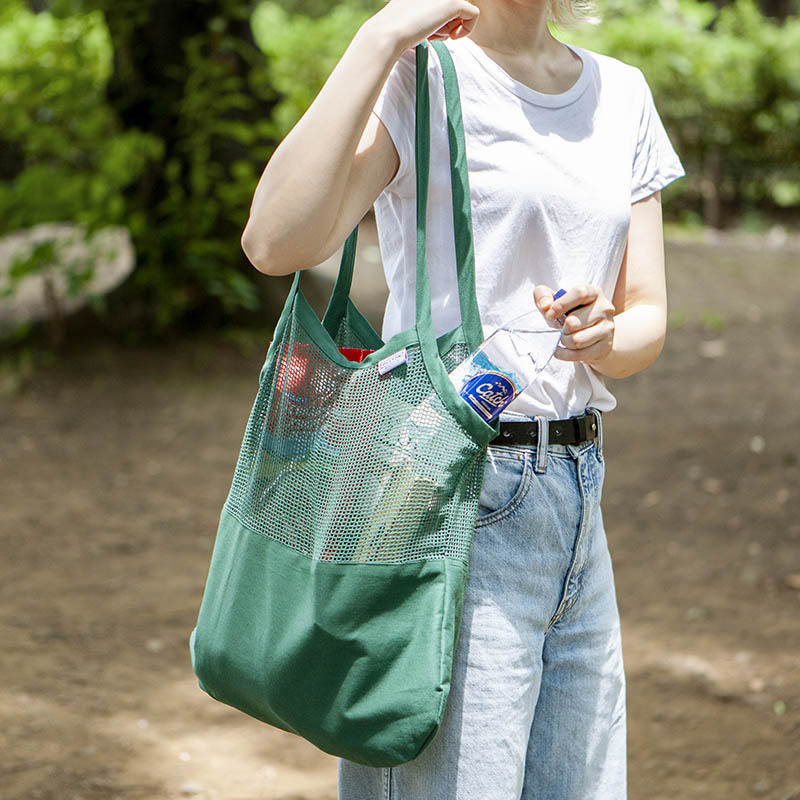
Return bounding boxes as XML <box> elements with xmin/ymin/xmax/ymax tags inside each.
<box><xmin>549</xmin><ymin>0</ymin><xmax>594</xmax><ymax>24</ymax></box>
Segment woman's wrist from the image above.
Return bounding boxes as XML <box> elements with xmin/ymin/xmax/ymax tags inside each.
<box><xmin>358</xmin><ymin>11</ymin><xmax>416</xmax><ymax>63</ymax></box>
<box><xmin>588</xmin><ymin>304</ymin><xmax>666</xmax><ymax>380</ymax></box>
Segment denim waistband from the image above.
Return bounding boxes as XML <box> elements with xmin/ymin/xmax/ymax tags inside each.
<box><xmin>490</xmin><ymin>407</ymin><xmax>604</xmax><ymax>469</ymax></box>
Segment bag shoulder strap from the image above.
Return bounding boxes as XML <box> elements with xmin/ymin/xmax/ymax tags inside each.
<box><xmin>430</xmin><ymin>39</ymin><xmax>482</xmax><ymax>352</ymax></box>
<box><xmin>323</xmin><ymin>40</ymin><xmax>483</xmax><ymax>350</ymax></box>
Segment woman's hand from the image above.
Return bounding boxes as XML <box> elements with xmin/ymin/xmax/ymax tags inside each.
<box><xmin>534</xmin><ymin>284</ymin><xmax>616</xmax><ymax>364</ymax></box>
<box><xmin>370</xmin><ymin>0</ymin><xmax>480</xmax><ymax>53</ymax></box>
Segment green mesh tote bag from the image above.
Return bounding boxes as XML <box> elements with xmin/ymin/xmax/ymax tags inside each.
<box><xmin>189</xmin><ymin>40</ymin><xmax>496</xmax><ymax>768</ymax></box>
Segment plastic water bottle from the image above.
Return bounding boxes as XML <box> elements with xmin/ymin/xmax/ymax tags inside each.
<box><xmin>449</xmin><ymin>289</ymin><xmax>568</xmax><ymax>423</ymax></box>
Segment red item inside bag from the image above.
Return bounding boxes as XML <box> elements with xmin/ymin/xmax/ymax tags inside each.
<box><xmin>336</xmin><ymin>348</ymin><xmax>374</xmax><ymax>363</ymax></box>
<box><xmin>268</xmin><ymin>341</ymin><xmax>375</xmax><ymax>396</ymax></box>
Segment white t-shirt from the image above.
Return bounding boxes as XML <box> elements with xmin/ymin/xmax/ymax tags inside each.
<box><xmin>371</xmin><ymin>36</ymin><xmax>684</xmax><ymax>420</ymax></box>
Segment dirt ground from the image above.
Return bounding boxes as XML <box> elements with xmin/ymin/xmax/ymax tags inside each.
<box><xmin>1</xmin><ymin>227</ymin><xmax>799</xmax><ymax>800</ymax></box>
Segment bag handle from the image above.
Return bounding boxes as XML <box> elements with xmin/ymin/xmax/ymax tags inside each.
<box><xmin>322</xmin><ymin>40</ymin><xmax>483</xmax><ymax>351</ymax></box>
<box><xmin>430</xmin><ymin>39</ymin><xmax>482</xmax><ymax>353</ymax></box>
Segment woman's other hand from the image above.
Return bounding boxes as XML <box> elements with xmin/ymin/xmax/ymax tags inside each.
<box><xmin>533</xmin><ymin>193</ymin><xmax>668</xmax><ymax>379</ymax></box>
<box><xmin>371</xmin><ymin>0</ymin><xmax>480</xmax><ymax>52</ymax></box>
<box><xmin>534</xmin><ymin>284</ymin><xmax>616</xmax><ymax>365</ymax></box>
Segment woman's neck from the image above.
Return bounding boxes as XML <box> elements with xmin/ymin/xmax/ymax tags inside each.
<box><xmin>470</xmin><ymin>0</ymin><xmax>554</xmax><ymax>56</ymax></box>
<box><xmin>467</xmin><ymin>0</ymin><xmax>583</xmax><ymax>95</ymax></box>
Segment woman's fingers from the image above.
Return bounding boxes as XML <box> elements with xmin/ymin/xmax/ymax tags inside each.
<box><xmin>380</xmin><ymin>0</ymin><xmax>480</xmax><ymax>51</ymax></box>
<box><xmin>533</xmin><ymin>284</ymin><xmax>555</xmax><ymax>313</ymax></box>
<box><xmin>555</xmin><ymin>339</ymin><xmax>612</xmax><ymax>363</ymax></box>
<box><xmin>561</xmin><ymin>304</ymin><xmax>605</xmax><ymax>333</ymax></box>
<box><xmin>454</xmin><ymin>2</ymin><xmax>480</xmax><ymax>35</ymax></box>
<box><xmin>429</xmin><ymin>15</ymin><xmax>474</xmax><ymax>40</ymax></box>
<box><xmin>532</xmin><ymin>285</ymin><xmax>564</xmax><ymax>328</ymax></box>
<box><xmin>535</xmin><ymin>283</ymin><xmax>615</xmax><ymax>362</ymax></box>
<box><xmin>544</xmin><ymin>284</ymin><xmax>600</xmax><ymax>325</ymax></box>
<box><xmin>557</xmin><ymin>319</ymin><xmax>615</xmax><ymax>362</ymax></box>
<box><xmin>559</xmin><ymin>317</ymin><xmax>614</xmax><ymax>349</ymax></box>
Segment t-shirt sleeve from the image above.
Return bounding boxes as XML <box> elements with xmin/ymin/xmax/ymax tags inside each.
<box><xmin>371</xmin><ymin>48</ymin><xmax>417</xmax><ymax>196</ymax></box>
<box><xmin>631</xmin><ymin>70</ymin><xmax>685</xmax><ymax>204</ymax></box>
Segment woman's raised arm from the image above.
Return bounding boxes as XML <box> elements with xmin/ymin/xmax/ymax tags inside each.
<box><xmin>241</xmin><ymin>0</ymin><xmax>480</xmax><ymax>276</ymax></box>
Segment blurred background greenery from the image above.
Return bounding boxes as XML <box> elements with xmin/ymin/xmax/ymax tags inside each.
<box><xmin>0</xmin><ymin>0</ymin><xmax>798</xmax><ymax>348</ymax></box>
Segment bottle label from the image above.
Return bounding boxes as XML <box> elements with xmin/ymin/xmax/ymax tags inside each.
<box><xmin>459</xmin><ymin>371</ymin><xmax>517</xmax><ymax>422</ymax></box>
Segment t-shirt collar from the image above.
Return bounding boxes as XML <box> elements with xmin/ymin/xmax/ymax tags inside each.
<box><xmin>457</xmin><ymin>37</ymin><xmax>591</xmax><ymax>109</ymax></box>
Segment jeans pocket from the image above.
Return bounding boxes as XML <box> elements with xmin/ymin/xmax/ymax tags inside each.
<box><xmin>475</xmin><ymin>449</ymin><xmax>531</xmax><ymax>528</ymax></box>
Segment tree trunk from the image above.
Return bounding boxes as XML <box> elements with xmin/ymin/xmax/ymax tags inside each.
<box><xmin>701</xmin><ymin>147</ymin><xmax>724</xmax><ymax>230</ymax></box>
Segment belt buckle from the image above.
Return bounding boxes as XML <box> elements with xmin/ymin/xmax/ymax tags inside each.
<box><xmin>574</xmin><ymin>414</ymin><xmax>589</xmax><ymax>443</ymax></box>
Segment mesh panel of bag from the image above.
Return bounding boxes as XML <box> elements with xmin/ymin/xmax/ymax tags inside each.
<box><xmin>226</xmin><ymin>318</ymin><xmax>481</xmax><ymax>565</ymax></box>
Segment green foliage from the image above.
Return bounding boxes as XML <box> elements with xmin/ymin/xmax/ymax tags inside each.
<box><xmin>272</xmin><ymin>0</ymin><xmax>381</xmax><ymax>19</ymax></box>
<box><xmin>0</xmin><ymin>0</ymin><xmax>162</xmax><ymax>318</ymax></box>
<box><xmin>567</xmin><ymin>0</ymin><xmax>800</xmax><ymax>226</ymax></box>
<box><xmin>0</xmin><ymin>0</ymin><xmax>279</xmax><ymax>340</ymax></box>
<box><xmin>2</xmin><ymin>0</ymin><xmax>797</xmax><ymax>349</ymax></box>
<box><xmin>251</xmin><ymin>1</ymin><xmax>376</xmax><ymax>138</ymax></box>
<box><xmin>83</xmin><ymin>0</ymin><xmax>276</xmax><ymax>333</ymax></box>
<box><xmin>133</xmin><ymin>8</ymin><xmax>272</xmax><ymax>327</ymax></box>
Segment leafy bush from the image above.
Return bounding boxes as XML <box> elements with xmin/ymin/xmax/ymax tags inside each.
<box><xmin>1</xmin><ymin>0</ymin><xmax>796</xmax><ymax>350</ymax></box>
<box><xmin>567</xmin><ymin>0</ymin><xmax>800</xmax><ymax>226</ymax></box>
<box><xmin>0</xmin><ymin>0</ymin><xmax>162</xmax><ymax>320</ymax></box>
<box><xmin>0</xmin><ymin>0</ymin><xmax>378</xmax><ymax>343</ymax></box>
<box><xmin>251</xmin><ymin>1</ymin><xmax>377</xmax><ymax>139</ymax></box>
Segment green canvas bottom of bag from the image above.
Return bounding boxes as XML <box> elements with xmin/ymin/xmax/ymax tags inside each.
<box><xmin>189</xmin><ymin>506</ymin><xmax>470</xmax><ymax>768</ymax></box>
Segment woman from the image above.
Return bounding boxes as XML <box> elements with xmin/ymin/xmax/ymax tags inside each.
<box><xmin>242</xmin><ymin>0</ymin><xmax>684</xmax><ymax>797</ymax></box>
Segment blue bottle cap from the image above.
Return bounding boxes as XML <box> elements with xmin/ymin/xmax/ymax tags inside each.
<box><xmin>552</xmin><ymin>288</ymin><xmax>568</xmax><ymax>326</ymax></box>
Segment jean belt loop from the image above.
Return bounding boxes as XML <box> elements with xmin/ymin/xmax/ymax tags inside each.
<box><xmin>588</xmin><ymin>406</ymin><xmax>604</xmax><ymax>461</ymax></box>
<box><xmin>534</xmin><ymin>415</ymin><xmax>549</xmax><ymax>474</ymax></box>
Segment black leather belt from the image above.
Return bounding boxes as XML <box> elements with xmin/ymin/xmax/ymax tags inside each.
<box><xmin>490</xmin><ymin>412</ymin><xmax>600</xmax><ymax>447</ymax></box>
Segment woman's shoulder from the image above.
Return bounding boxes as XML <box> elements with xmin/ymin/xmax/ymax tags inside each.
<box><xmin>381</xmin><ymin>42</ymin><xmax>447</xmax><ymax>103</ymax></box>
<box><xmin>568</xmin><ymin>43</ymin><xmax>649</xmax><ymax>92</ymax></box>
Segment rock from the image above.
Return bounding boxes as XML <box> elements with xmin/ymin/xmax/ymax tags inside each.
<box><xmin>687</xmin><ymin>465</ymin><xmax>703</xmax><ymax>481</ymax></box>
<box><xmin>699</xmin><ymin>339</ymin><xmax>726</xmax><ymax>359</ymax></box>
<box><xmin>0</xmin><ymin>223</ymin><xmax>134</xmax><ymax>326</ymax></box>
<box><xmin>641</xmin><ymin>490</ymin><xmax>662</xmax><ymax>508</ymax></box>
<box><xmin>784</xmin><ymin>574</ymin><xmax>800</xmax><ymax>591</ymax></box>
<box><xmin>747</xmin><ymin>541</ymin><xmax>762</xmax><ymax>557</ymax></box>
<box><xmin>740</xmin><ymin>565</ymin><xmax>761</xmax><ymax>586</ymax></box>
<box><xmin>746</xmin><ymin>306</ymin><xmax>763</xmax><ymax>323</ymax></box>
<box><xmin>702</xmin><ymin>477</ymin><xmax>723</xmax><ymax>495</ymax></box>
<box><xmin>180</xmin><ymin>781</ymin><xmax>203</xmax><ymax>796</ymax></box>
<box><xmin>748</xmin><ymin>435</ymin><xmax>766</xmax><ymax>454</ymax></box>
<box><xmin>651</xmin><ymin>653</ymin><xmax>730</xmax><ymax>698</ymax></box>
<box><xmin>685</xmin><ymin>607</ymin><xmax>709</xmax><ymax>622</ymax></box>
<box><xmin>766</xmin><ymin>225</ymin><xmax>787</xmax><ymax>249</ymax></box>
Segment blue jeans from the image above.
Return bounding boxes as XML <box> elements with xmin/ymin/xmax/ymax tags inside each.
<box><xmin>339</xmin><ymin>411</ymin><xmax>626</xmax><ymax>799</ymax></box>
